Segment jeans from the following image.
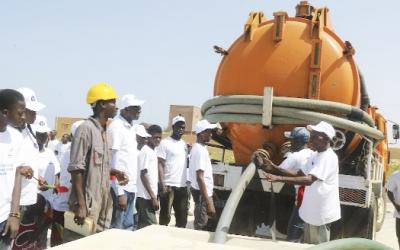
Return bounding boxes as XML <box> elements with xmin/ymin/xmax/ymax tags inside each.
<box><xmin>286</xmin><ymin>206</ymin><xmax>304</xmax><ymax>242</ymax></box>
<box><xmin>110</xmin><ymin>189</ymin><xmax>136</xmax><ymax>230</ymax></box>
<box><xmin>136</xmin><ymin>197</ymin><xmax>157</xmax><ymax>229</ymax></box>
<box><xmin>159</xmin><ymin>186</ymin><xmax>189</xmax><ymax>228</ymax></box>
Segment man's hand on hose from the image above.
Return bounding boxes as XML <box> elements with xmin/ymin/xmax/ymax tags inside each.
<box><xmin>263</xmin><ymin>173</ymin><xmax>282</xmax><ymax>183</ymax></box>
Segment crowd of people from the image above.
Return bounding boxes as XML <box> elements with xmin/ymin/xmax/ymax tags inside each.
<box><xmin>0</xmin><ymin>83</ymin><xmax>219</xmax><ymax>249</ymax></box>
<box><xmin>1</xmin><ymin>82</ymin><xmax>399</xmax><ymax>249</ymax></box>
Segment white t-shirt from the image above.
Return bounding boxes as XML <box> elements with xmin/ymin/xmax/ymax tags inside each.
<box><xmin>56</xmin><ymin>142</ymin><xmax>71</xmax><ymax>161</ymax></box>
<box><xmin>386</xmin><ymin>171</ymin><xmax>400</xmax><ymax>219</ymax></box>
<box><xmin>280</xmin><ymin>148</ymin><xmax>313</xmax><ymax>173</ymax></box>
<box><xmin>156</xmin><ymin>136</ymin><xmax>188</xmax><ymax>187</ymax></box>
<box><xmin>280</xmin><ymin>148</ymin><xmax>313</xmax><ymax>205</ymax></box>
<box><xmin>36</xmin><ymin>148</ymin><xmax>61</xmax><ymax>205</ymax></box>
<box><xmin>15</xmin><ymin>126</ymin><xmax>39</xmax><ymax>206</ymax></box>
<box><xmin>188</xmin><ymin>143</ymin><xmax>214</xmax><ymax>197</ymax></box>
<box><xmin>107</xmin><ymin>115</ymin><xmax>138</xmax><ymax>194</ymax></box>
<box><xmin>137</xmin><ymin>145</ymin><xmax>158</xmax><ymax>200</ymax></box>
<box><xmin>47</xmin><ymin>139</ymin><xmax>60</xmax><ymax>153</ymax></box>
<box><xmin>0</xmin><ymin>127</ymin><xmax>24</xmax><ymax>223</ymax></box>
<box><xmin>299</xmin><ymin>148</ymin><xmax>341</xmax><ymax>226</ymax></box>
<box><xmin>52</xmin><ymin>146</ymin><xmax>71</xmax><ymax>212</ymax></box>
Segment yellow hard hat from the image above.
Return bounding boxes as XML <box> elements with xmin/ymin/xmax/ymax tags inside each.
<box><xmin>86</xmin><ymin>82</ymin><xmax>118</xmax><ymax>104</ymax></box>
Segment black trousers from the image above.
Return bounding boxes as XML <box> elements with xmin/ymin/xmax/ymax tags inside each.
<box><xmin>159</xmin><ymin>186</ymin><xmax>189</xmax><ymax>228</ymax></box>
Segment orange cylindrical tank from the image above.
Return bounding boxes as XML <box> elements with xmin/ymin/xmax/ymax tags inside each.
<box><xmin>214</xmin><ymin>6</ymin><xmax>360</xmax><ymax>165</ymax></box>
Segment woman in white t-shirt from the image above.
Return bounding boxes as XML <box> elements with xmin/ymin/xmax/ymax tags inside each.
<box><xmin>189</xmin><ymin>120</ymin><xmax>219</xmax><ymax>230</ymax></box>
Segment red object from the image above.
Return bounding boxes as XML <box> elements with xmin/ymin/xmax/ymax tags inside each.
<box><xmin>296</xmin><ymin>185</ymin><xmax>305</xmax><ymax>208</ymax></box>
<box><xmin>110</xmin><ymin>175</ymin><xmax>117</xmax><ymax>181</ymax></box>
<box><xmin>55</xmin><ymin>186</ymin><xmax>69</xmax><ymax>193</ymax></box>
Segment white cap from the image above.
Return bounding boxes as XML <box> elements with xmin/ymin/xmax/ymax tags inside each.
<box><xmin>32</xmin><ymin>115</ymin><xmax>50</xmax><ymax>133</ymax></box>
<box><xmin>307</xmin><ymin>121</ymin><xmax>336</xmax><ymax>140</ymax></box>
<box><xmin>135</xmin><ymin>124</ymin><xmax>151</xmax><ymax>138</ymax></box>
<box><xmin>195</xmin><ymin>119</ymin><xmax>219</xmax><ymax>134</ymax></box>
<box><xmin>172</xmin><ymin>115</ymin><xmax>185</xmax><ymax>125</ymax></box>
<box><xmin>17</xmin><ymin>87</ymin><xmax>45</xmax><ymax>112</ymax></box>
<box><xmin>71</xmin><ymin>120</ymin><xmax>84</xmax><ymax>137</ymax></box>
<box><xmin>118</xmin><ymin>94</ymin><xmax>145</xmax><ymax>110</ymax></box>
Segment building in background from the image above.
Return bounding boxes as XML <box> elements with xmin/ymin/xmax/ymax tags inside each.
<box><xmin>166</xmin><ymin>105</ymin><xmax>201</xmax><ymax>133</ymax></box>
<box><xmin>54</xmin><ymin>117</ymin><xmax>84</xmax><ymax>138</ymax></box>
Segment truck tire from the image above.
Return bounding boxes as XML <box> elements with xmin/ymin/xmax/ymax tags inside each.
<box><xmin>375</xmin><ymin>192</ymin><xmax>386</xmax><ymax>232</ymax></box>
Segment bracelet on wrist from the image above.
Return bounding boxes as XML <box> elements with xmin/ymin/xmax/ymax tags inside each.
<box><xmin>9</xmin><ymin>212</ymin><xmax>20</xmax><ymax>219</ymax></box>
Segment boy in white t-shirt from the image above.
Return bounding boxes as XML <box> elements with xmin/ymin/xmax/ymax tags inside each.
<box><xmin>32</xmin><ymin>115</ymin><xmax>61</xmax><ymax>248</ymax></box>
<box><xmin>136</xmin><ymin>125</ymin><xmax>161</xmax><ymax>228</ymax></box>
<box><xmin>46</xmin><ymin>130</ymin><xmax>59</xmax><ymax>153</ymax></box>
<box><xmin>263</xmin><ymin>121</ymin><xmax>340</xmax><ymax>244</ymax></box>
<box><xmin>55</xmin><ymin>134</ymin><xmax>71</xmax><ymax>160</ymax></box>
<box><xmin>189</xmin><ymin>120</ymin><xmax>219</xmax><ymax>230</ymax></box>
<box><xmin>0</xmin><ymin>89</ymin><xmax>34</xmax><ymax>249</ymax></box>
<box><xmin>386</xmin><ymin>171</ymin><xmax>400</xmax><ymax>249</ymax></box>
<box><xmin>157</xmin><ymin>115</ymin><xmax>189</xmax><ymax>228</ymax></box>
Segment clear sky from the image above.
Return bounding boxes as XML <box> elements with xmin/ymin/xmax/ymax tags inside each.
<box><xmin>1</xmin><ymin>0</ymin><xmax>399</xmax><ymax>144</ymax></box>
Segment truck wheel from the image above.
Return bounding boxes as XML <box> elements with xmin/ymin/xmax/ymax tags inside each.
<box><xmin>375</xmin><ymin>192</ymin><xmax>386</xmax><ymax>232</ymax></box>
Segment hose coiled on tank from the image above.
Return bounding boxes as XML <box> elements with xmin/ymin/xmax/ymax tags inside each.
<box><xmin>201</xmin><ymin>95</ymin><xmax>384</xmax><ymax>141</ymax></box>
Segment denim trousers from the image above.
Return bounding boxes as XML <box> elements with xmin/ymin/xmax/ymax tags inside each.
<box><xmin>110</xmin><ymin>189</ymin><xmax>136</xmax><ymax>230</ymax></box>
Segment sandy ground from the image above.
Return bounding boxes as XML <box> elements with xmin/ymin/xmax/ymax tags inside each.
<box><xmin>376</xmin><ymin>202</ymin><xmax>398</xmax><ymax>249</ymax></box>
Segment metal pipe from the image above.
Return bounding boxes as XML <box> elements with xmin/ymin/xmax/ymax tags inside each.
<box><xmin>211</xmin><ymin>162</ymin><xmax>256</xmax><ymax>244</ymax></box>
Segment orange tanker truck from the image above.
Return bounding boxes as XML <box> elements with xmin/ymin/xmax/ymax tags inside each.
<box><xmin>202</xmin><ymin>1</ymin><xmax>400</xmax><ymax>242</ymax></box>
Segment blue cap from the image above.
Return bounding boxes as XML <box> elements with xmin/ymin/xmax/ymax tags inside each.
<box><xmin>284</xmin><ymin>127</ymin><xmax>310</xmax><ymax>143</ymax></box>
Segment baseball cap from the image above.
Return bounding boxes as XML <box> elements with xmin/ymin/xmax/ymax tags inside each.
<box><xmin>71</xmin><ymin>120</ymin><xmax>84</xmax><ymax>137</ymax></box>
<box><xmin>307</xmin><ymin>121</ymin><xmax>336</xmax><ymax>140</ymax></box>
<box><xmin>284</xmin><ymin>127</ymin><xmax>310</xmax><ymax>143</ymax></box>
<box><xmin>118</xmin><ymin>94</ymin><xmax>145</xmax><ymax>110</ymax></box>
<box><xmin>172</xmin><ymin>115</ymin><xmax>185</xmax><ymax>125</ymax></box>
<box><xmin>17</xmin><ymin>87</ymin><xmax>45</xmax><ymax>112</ymax></box>
<box><xmin>195</xmin><ymin>119</ymin><xmax>219</xmax><ymax>134</ymax></box>
<box><xmin>135</xmin><ymin>124</ymin><xmax>151</xmax><ymax>138</ymax></box>
<box><xmin>32</xmin><ymin>115</ymin><xmax>50</xmax><ymax>133</ymax></box>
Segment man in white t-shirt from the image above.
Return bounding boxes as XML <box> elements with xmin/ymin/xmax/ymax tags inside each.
<box><xmin>136</xmin><ymin>125</ymin><xmax>161</xmax><ymax>228</ymax></box>
<box><xmin>386</xmin><ymin>171</ymin><xmax>400</xmax><ymax>248</ymax></box>
<box><xmin>11</xmin><ymin>87</ymin><xmax>45</xmax><ymax>248</ymax></box>
<box><xmin>108</xmin><ymin>94</ymin><xmax>144</xmax><ymax>230</ymax></box>
<box><xmin>256</xmin><ymin>127</ymin><xmax>313</xmax><ymax>242</ymax></box>
<box><xmin>55</xmin><ymin>134</ymin><xmax>71</xmax><ymax>160</ymax></box>
<box><xmin>263</xmin><ymin>121</ymin><xmax>340</xmax><ymax>244</ymax></box>
<box><xmin>157</xmin><ymin>115</ymin><xmax>189</xmax><ymax>228</ymax></box>
<box><xmin>47</xmin><ymin>130</ymin><xmax>59</xmax><ymax>153</ymax></box>
<box><xmin>0</xmin><ymin>89</ymin><xmax>34</xmax><ymax>249</ymax></box>
<box><xmin>189</xmin><ymin>120</ymin><xmax>218</xmax><ymax>230</ymax></box>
